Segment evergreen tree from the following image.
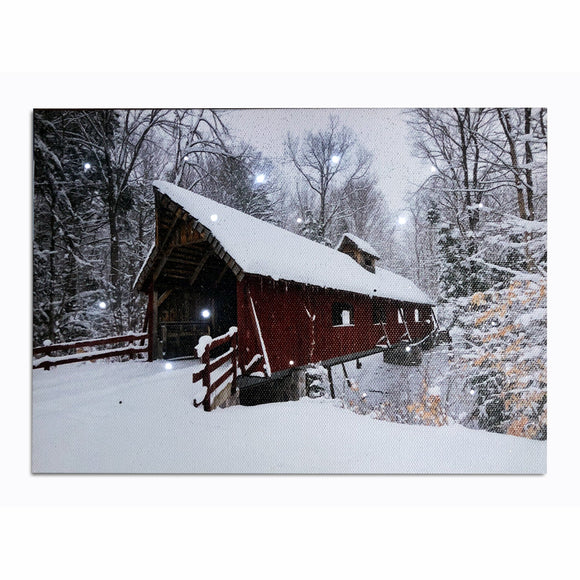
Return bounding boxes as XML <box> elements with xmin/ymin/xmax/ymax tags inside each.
<box><xmin>407</xmin><ymin>108</ymin><xmax>547</xmax><ymax>439</ymax></box>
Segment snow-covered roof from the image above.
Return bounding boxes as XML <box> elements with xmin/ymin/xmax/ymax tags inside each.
<box><xmin>335</xmin><ymin>232</ymin><xmax>381</xmax><ymax>259</ymax></box>
<box><xmin>149</xmin><ymin>180</ymin><xmax>435</xmax><ymax>305</ymax></box>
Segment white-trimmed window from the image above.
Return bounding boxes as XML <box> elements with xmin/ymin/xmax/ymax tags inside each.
<box><xmin>397</xmin><ymin>309</ymin><xmax>404</xmax><ymax>324</ymax></box>
<box><xmin>414</xmin><ymin>308</ymin><xmax>420</xmax><ymax>322</ymax></box>
<box><xmin>332</xmin><ymin>302</ymin><xmax>354</xmax><ymax>326</ymax></box>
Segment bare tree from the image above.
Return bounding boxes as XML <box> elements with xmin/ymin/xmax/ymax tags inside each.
<box><xmin>161</xmin><ymin>109</ymin><xmax>232</xmax><ymax>189</ymax></box>
<box><xmin>407</xmin><ymin>108</ymin><xmax>495</xmax><ymax>296</ymax></box>
<box><xmin>285</xmin><ymin>116</ymin><xmax>374</xmax><ymax>244</ymax></box>
<box><xmin>67</xmin><ymin>110</ymin><xmax>170</xmax><ymax>332</ymax></box>
<box><xmin>194</xmin><ymin>143</ymin><xmax>282</xmax><ymax>223</ymax></box>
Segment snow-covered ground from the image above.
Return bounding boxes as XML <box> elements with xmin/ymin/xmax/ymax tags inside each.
<box><xmin>32</xmin><ymin>355</ymin><xmax>546</xmax><ymax>474</ymax></box>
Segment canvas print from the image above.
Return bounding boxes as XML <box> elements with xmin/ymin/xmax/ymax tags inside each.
<box><xmin>32</xmin><ymin>108</ymin><xmax>547</xmax><ymax>473</ymax></box>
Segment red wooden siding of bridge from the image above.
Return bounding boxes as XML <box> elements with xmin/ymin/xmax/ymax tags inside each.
<box><xmin>236</xmin><ymin>275</ymin><xmax>434</xmax><ymax>375</ymax></box>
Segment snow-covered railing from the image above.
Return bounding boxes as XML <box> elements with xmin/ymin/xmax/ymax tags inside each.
<box><xmin>33</xmin><ymin>333</ymin><xmax>149</xmax><ymax>370</ymax></box>
<box><xmin>192</xmin><ymin>327</ymin><xmax>239</xmax><ymax>412</ymax></box>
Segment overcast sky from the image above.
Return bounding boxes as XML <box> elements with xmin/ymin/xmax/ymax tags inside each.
<box><xmin>220</xmin><ymin>108</ymin><xmax>431</xmax><ymax>213</ymax></box>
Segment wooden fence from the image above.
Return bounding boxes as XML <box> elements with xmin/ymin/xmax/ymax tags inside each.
<box><xmin>33</xmin><ymin>333</ymin><xmax>149</xmax><ymax>370</ymax></box>
<box><xmin>192</xmin><ymin>326</ymin><xmax>269</xmax><ymax>411</ymax></box>
<box><xmin>192</xmin><ymin>329</ymin><xmax>239</xmax><ymax>412</ymax></box>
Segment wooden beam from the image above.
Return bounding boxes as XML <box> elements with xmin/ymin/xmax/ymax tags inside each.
<box><xmin>321</xmin><ymin>347</ymin><xmax>384</xmax><ymax>369</ymax></box>
<box><xmin>215</xmin><ymin>263</ymin><xmax>230</xmax><ymax>287</ymax></box>
<box><xmin>159</xmin><ymin>209</ymin><xmax>183</xmax><ymax>252</ymax></box>
<box><xmin>148</xmin><ymin>287</ymin><xmax>159</xmax><ymax>361</ymax></box>
<box><xmin>248</xmin><ymin>294</ymin><xmax>271</xmax><ymax>377</ymax></box>
<box><xmin>327</xmin><ymin>367</ymin><xmax>335</xmax><ymax>399</ymax></box>
<box><xmin>158</xmin><ymin>289</ymin><xmax>173</xmax><ymax>307</ymax></box>
<box><xmin>189</xmin><ymin>250</ymin><xmax>212</xmax><ymax>286</ymax></box>
<box><xmin>151</xmin><ymin>247</ymin><xmax>173</xmax><ymax>284</ymax></box>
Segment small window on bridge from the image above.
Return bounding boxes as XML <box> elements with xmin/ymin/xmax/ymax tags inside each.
<box><xmin>414</xmin><ymin>308</ymin><xmax>420</xmax><ymax>322</ymax></box>
<box><xmin>332</xmin><ymin>302</ymin><xmax>354</xmax><ymax>326</ymax></box>
<box><xmin>397</xmin><ymin>309</ymin><xmax>404</xmax><ymax>324</ymax></box>
<box><xmin>372</xmin><ymin>302</ymin><xmax>386</xmax><ymax>324</ymax></box>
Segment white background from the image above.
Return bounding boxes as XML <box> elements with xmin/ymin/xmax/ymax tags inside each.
<box><xmin>1</xmin><ymin>2</ymin><xmax>578</xmax><ymax>578</ymax></box>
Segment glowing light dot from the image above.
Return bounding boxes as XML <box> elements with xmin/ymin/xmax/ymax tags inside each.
<box><xmin>256</xmin><ymin>174</ymin><xmax>265</xmax><ymax>183</ymax></box>
<box><xmin>405</xmin><ymin>346</ymin><xmax>411</xmax><ymax>352</ymax></box>
<box><xmin>296</xmin><ymin>218</ymin><xmax>303</xmax><ymax>224</ymax></box>
<box><xmin>201</xmin><ymin>309</ymin><xmax>211</xmax><ymax>319</ymax></box>
<box><xmin>84</xmin><ymin>162</ymin><xmax>91</xmax><ymax>170</ymax></box>
<box><xmin>98</xmin><ymin>301</ymin><xmax>107</xmax><ymax>309</ymax></box>
<box><xmin>165</xmin><ymin>362</ymin><xmax>173</xmax><ymax>370</ymax></box>
<box><xmin>289</xmin><ymin>360</ymin><xmax>295</xmax><ymax>366</ymax></box>
<box><xmin>430</xmin><ymin>165</ymin><xmax>437</xmax><ymax>173</ymax></box>
<box><xmin>183</xmin><ymin>155</ymin><xmax>189</xmax><ymax>161</ymax></box>
<box><xmin>478</xmin><ymin>202</ymin><xmax>484</xmax><ymax>208</ymax></box>
<box><xmin>398</xmin><ymin>215</ymin><xmax>407</xmax><ymax>225</ymax></box>
<box><xmin>331</xmin><ymin>155</ymin><xmax>340</xmax><ymax>164</ymax></box>
<box><xmin>470</xmin><ymin>389</ymin><xmax>475</xmax><ymax>395</ymax></box>
<box><xmin>210</xmin><ymin>214</ymin><xmax>218</xmax><ymax>222</ymax></box>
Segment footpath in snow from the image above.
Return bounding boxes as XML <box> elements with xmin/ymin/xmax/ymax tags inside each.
<box><xmin>32</xmin><ymin>356</ymin><xmax>546</xmax><ymax>474</ymax></box>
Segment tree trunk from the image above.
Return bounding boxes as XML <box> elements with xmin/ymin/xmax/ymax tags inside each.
<box><xmin>47</xmin><ymin>190</ymin><xmax>57</xmax><ymax>342</ymax></box>
<box><xmin>497</xmin><ymin>108</ymin><xmax>528</xmax><ymax>220</ymax></box>
<box><xmin>524</xmin><ymin>108</ymin><xmax>535</xmax><ymax>221</ymax></box>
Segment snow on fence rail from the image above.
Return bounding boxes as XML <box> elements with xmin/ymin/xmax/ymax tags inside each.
<box><xmin>33</xmin><ymin>333</ymin><xmax>149</xmax><ymax>370</ymax></box>
<box><xmin>192</xmin><ymin>326</ymin><xmax>265</xmax><ymax>412</ymax></box>
<box><xmin>192</xmin><ymin>327</ymin><xmax>240</xmax><ymax>412</ymax></box>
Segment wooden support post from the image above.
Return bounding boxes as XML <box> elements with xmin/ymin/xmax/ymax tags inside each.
<box><xmin>248</xmin><ymin>293</ymin><xmax>271</xmax><ymax>377</ymax></box>
<box><xmin>201</xmin><ymin>344</ymin><xmax>211</xmax><ymax>412</ymax></box>
<box><xmin>129</xmin><ymin>335</ymin><xmax>136</xmax><ymax>360</ymax></box>
<box><xmin>327</xmin><ymin>366</ymin><xmax>335</xmax><ymax>399</ymax></box>
<box><xmin>147</xmin><ymin>287</ymin><xmax>154</xmax><ymax>361</ymax></box>
<box><xmin>400</xmin><ymin>307</ymin><xmax>412</xmax><ymax>341</ymax></box>
<box><xmin>380</xmin><ymin>320</ymin><xmax>391</xmax><ymax>347</ymax></box>
<box><xmin>148</xmin><ymin>287</ymin><xmax>159</xmax><ymax>361</ymax></box>
<box><xmin>231</xmin><ymin>331</ymin><xmax>238</xmax><ymax>394</ymax></box>
<box><xmin>430</xmin><ymin>306</ymin><xmax>440</xmax><ymax>331</ymax></box>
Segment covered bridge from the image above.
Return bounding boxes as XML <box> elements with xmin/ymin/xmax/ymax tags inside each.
<box><xmin>134</xmin><ymin>181</ymin><xmax>436</xmax><ymax>401</ymax></box>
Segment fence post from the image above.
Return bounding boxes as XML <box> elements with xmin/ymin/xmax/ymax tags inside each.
<box><xmin>231</xmin><ymin>330</ymin><xmax>238</xmax><ymax>394</ymax></box>
<box><xmin>202</xmin><ymin>343</ymin><xmax>211</xmax><ymax>411</ymax></box>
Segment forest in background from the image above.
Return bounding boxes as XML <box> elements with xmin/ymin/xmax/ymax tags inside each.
<box><xmin>33</xmin><ymin>108</ymin><xmax>547</xmax><ymax>439</ymax></box>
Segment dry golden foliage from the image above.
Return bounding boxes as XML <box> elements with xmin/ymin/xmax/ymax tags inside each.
<box><xmin>507</xmin><ymin>416</ymin><xmax>530</xmax><ymax>437</ymax></box>
<box><xmin>506</xmin><ymin>389</ymin><xmax>546</xmax><ymax>413</ymax></box>
<box><xmin>475</xmin><ymin>303</ymin><xmax>508</xmax><ymax>326</ymax></box>
<box><xmin>504</xmin><ymin>337</ymin><xmax>523</xmax><ymax>355</ymax></box>
<box><xmin>457</xmin><ymin>279</ymin><xmax>547</xmax><ymax>439</ymax></box>
<box><xmin>473</xmin><ymin>352</ymin><xmax>492</xmax><ymax>366</ymax></box>
<box><xmin>407</xmin><ymin>379</ymin><xmax>448</xmax><ymax>427</ymax></box>
<box><xmin>481</xmin><ymin>325</ymin><xmax>516</xmax><ymax>343</ymax></box>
